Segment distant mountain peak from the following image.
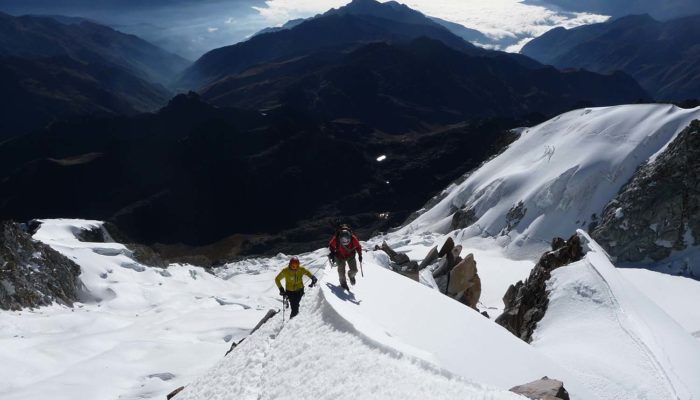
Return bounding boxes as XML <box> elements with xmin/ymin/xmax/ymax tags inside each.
<box><xmin>326</xmin><ymin>0</ymin><xmax>432</xmax><ymax>25</ymax></box>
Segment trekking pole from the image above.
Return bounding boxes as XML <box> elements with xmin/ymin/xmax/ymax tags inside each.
<box><xmin>360</xmin><ymin>260</ymin><xmax>364</xmax><ymax>277</ymax></box>
<box><xmin>282</xmin><ymin>294</ymin><xmax>287</xmax><ymax>324</ymax></box>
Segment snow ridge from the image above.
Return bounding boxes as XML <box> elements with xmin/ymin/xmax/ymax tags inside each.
<box><xmin>401</xmin><ymin>104</ymin><xmax>700</xmax><ymax>259</ymax></box>
<box><xmin>177</xmin><ymin>284</ymin><xmax>523</xmax><ymax>400</ymax></box>
<box><xmin>533</xmin><ymin>231</ymin><xmax>700</xmax><ymax>400</ymax></box>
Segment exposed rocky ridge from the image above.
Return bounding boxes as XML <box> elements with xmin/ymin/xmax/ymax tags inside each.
<box><xmin>496</xmin><ymin>234</ymin><xmax>584</xmax><ymax>342</ymax></box>
<box><xmin>592</xmin><ymin>120</ymin><xmax>700</xmax><ymax>276</ymax></box>
<box><xmin>421</xmin><ymin>238</ymin><xmax>483</xmax><ymax>309</ymax></box>
<box><xmin>0</xmin><ymin>221</ymin><xmax>82</xmax><ymax>310</ymax></box>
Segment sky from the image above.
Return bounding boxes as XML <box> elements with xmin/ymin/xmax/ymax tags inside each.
<box><xmin>0</xmin><ymin>0</ymin><xmax>608</xmax><ymax>59</ymax></box>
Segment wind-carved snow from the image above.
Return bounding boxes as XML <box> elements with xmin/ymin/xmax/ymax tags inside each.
<box><xmin>402</xmin><ymin>104</ymin><xmax>700</xmax><ymax>259</ymax></box>
<box><xmin>532</xmin><ymin>231</ymin><xmax>700</xmax><ymax>400</ymax></box>
<box><xmin>179</xmin><ymin>251</ymin><xmax>596</xmax><ymax>400</ymax></box>
<box><xmin>0</xmin><ymin>220</ymin><xmax>283</xmax><ymax>400</ymax></box>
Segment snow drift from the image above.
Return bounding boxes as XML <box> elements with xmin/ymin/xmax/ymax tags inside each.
<box><xmin>0</xmin><ymin>220</ymin><xmax>283</xmax><ymax>400</ymax></box>
<box><xmin>534</xmin><ymin>231</ymin><xmax>700</xmax><ymax>400</ymax></box>
<box><xmin>178</xmin><ymin>252</ymin><xmax>595</xmax><ymax>400</ymax></box>
<box><xmin>402</xmin><ymin>104</ymin><xmax>700</xmax><ymax>258</ymax></box>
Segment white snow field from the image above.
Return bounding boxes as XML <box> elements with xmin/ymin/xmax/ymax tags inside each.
<box><xmin>619</xmin><ymin>268</ymin><xmax>700</xmax><ymax>339</ymax></box>
<box><xmin>178</xmin><ymin>252</ymin><xmax>595</xmax><ymax>400</ymax></box>
<box><xmin>533</xmin><ymin>232</ymin><xmax>700</xmax><ymax>400</ymax></box>
<box><xmin>0</xmin><ymin>219</ymin><xmax>310</xmax><ymax>400</ymax></box>
<box><xmin>401</xmin><ymin>104</ymin><xmax>700</xmax><ymax>259</ymax></box>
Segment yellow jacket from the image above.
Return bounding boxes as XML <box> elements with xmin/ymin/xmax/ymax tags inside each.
<box><xmin>275</xmin><ymin>266</ymin><xmax>314</xmax><ymax>292</ymax></box>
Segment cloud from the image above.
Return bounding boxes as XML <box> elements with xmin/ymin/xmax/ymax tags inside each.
<box><xmin>252</xmin><ymin>0</ymin><xmax>609</xmax><ymax>51</ymax></box>
<box><xmin>252</xmin><ymin>0</ymin><xmax>347</xmax><ymax>26</ymax></box>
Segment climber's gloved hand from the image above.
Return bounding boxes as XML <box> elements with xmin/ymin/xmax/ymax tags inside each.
<box><xmin>358</xmin><ymin>253</ymin><xmax>363</xmax><ymax>262</ymax></box>
<box><xmin>328</xmin><ymin>252</ymin><xmax>336</xmax><ymax>264</ymax></box>
<box><xmin>309</xmin><ymin>276</ymin><xmax>318</xmax><ymax>288</ymax></box>
<box><xmin>279</xmin><ymin>287</ymin><xmax>286</xmax><ymax>297</ymax></box>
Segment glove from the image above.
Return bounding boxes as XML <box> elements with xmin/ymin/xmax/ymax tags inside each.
<box><xmin>328</xmin><ymin>252</ymin><xmax>336</xmax><ymax>264</ymax></box>
<box><xmin>309</xmin><ymin>276</ymin><xmax>318</xmax><ymax>288</ymax></box>
<box><xmin>279</xmin><ymin>287</ymin><xmax>286</xmax><ymax>296</ymax></box>
<box><xmin>358</xmin><ymin>253</ymin><xmax>363</xmax><ymax>262</ymax></box>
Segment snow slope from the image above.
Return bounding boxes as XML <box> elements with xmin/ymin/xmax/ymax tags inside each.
<box><xmin>533</xmin><ymin>231</ymin><xmax>700</xmax><ymax>400</ymax></box>
<box><xmin>619</xmin><ymin>268</ymin><xmax>700</xmax><ymax>338</ymax></box>
<box><xmin>0</xmin><ymin>220</ymin><xmax>289</xmax><ymax>400</ymax></box>
<box><xmin>401</xmin><ymin>104</ymin><xmax>700</xmax><ymax>259</ymax></box>
<box><xmin>179</xmin><ymin>252</ymin><xmax>597</xmax><ymax>400</ymax></box>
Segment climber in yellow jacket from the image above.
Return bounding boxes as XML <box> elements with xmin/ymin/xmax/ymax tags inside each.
<box><xmin>275</xmin><ymin>256</ymin><xmax>318</xmax><ymax>318</ymax></box>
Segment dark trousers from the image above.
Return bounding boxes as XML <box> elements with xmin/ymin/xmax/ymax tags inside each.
<box><xmin>286</xmin><ymin>289</ymin><xmax>304</xmax><ymax>318</ymax></box>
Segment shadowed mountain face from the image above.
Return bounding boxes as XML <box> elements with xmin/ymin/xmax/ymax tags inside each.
<box><xmin>0</xmin><ymin>12</ymin><xmax>189</xmax><ymax>84</ymax></box>
<box><xmin>543</xmin><ymin>0</ymin><xmax>700</xmax><ymax>21</ymax></box>
<box><xmin>177</xmin><ymin>0</ymin><xmax>484</xmax><ymax>89</ymax></box>
<box><xmin>0</xmin><ymin>56</ymin><xmax>169</xmax><ymax>136</ymax></box>
<box><xmin>0</xmin><ymin>12</ymin><xmax>191</xmax><ymax>137</ymax></box>
<box><xmin>521</xmin><ymin>14</ymin><xmax>700</xmax><ymax>101</ymax></box>
<box><xmin>0</xmin><ymin>93</ymin><xmax>531</xmax><ymax>258</ymax></box>
<box><xmin>200</xmin><ymin>38</ymin><xmax>649</xmax><ymax>133</ymax></box>
<box><xmin>0</xmin><ymin>0</ymin><xmax>652</xmax><ymax>257</ymax></box>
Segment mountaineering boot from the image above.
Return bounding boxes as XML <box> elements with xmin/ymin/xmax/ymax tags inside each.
<box><xmin>341</xmin><ymin>281</ymin><xmax>350</xmax><ymax>291</ymax></box>
<box><xmin>349</xmin><ymin>275</ymin><xmax>356</xmax><ymax>285</ymax></box>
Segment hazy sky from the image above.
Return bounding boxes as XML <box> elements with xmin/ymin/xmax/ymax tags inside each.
<box><xmin>0</xmin><ymin>0</ymin><xmax>608</xmax><ymax>59</ymax></box>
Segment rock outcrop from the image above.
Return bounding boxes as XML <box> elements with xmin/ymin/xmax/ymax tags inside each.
<box><xmin>450</xmin><ymin>206</ymin><xmax>477</xmax><ymax>230</ymax></box>
<box><xmin>593</xmin><ymin>120</ymin><xmax>700</xmax><ymax>276</ymax></box>
<box><xmin>376</xmin><ymin>241</ymin><xmax>420</xmax><ymax>280</ymax></box>
<box><xmin>496</xmin><ymin>234</ymin><xmax>584</xmax><ymax>342</ymax></box>
<box><xmin>421</xmin><ymin>238</ymin><xmax>483</xmax><ymax>310</ymax></box>
<box><xmin>447</xmin><ymin>254</ymin><xmax>482</xmax><ymax>309</ymax></box>
<box><xmin>0</xmin><ymin>221</ymin><xmax>82</xmax><ymax>310</ymax></box>
<box><xmin>510</xmin><ymin>376</ymin><xmax>570</xmax><ymax>400</ymax></box>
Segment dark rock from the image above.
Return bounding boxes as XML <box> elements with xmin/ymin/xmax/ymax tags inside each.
<box><xmin>447</xmin><ymin>245</ymin><xmax>462</xmax><ymax>269</ymax></box>
<box><xmin>379</xmin><ymin>241</ymin><xmax>410</xmax><ymax>265</ymax></box>
<box><xmin>418</xmin><ymin>246</ymin><xmax>439</xmax><ymax>270</ymax></box>
<box><xmin>496</xmin><ymin>234</ymin><xmax>583</xmax><ymax>342</ymax></box>
<box><xmin>225</xmin><ymin>309</ymin><xmax>278</xmax><ymax>356</ymax></box>
<box><xmin>593</xmin><ymin>120</ymin><xmax>700</xmax><ymax>275</ymax></box>
<box><xmin>481</xmin><ymin>311</ymin><xmax>490</xmax><ymax>319</ymax></box>
<box><xmin>166</xmin><ymin>386</ymin><xmax>185</xmax><ymax>400</ymax></box>
<box><xmin>438</xmin><ymin>237</ymin><xmax>455</xmax><ymax>257</ymax></box>
<box><xmin>510</xmin><ymin>376</ymin><xmax>570</xmax><ymax>400</ymax></box>
<box><xmin>502</xmin><ymin>201</ymin><xmax>527</xmax><ymax>235</ymax></box>
<box><xmin>0</xmin><ymin>221</ymin><xmax>82</xmax><ymax>310</ymax></box>
<box><xmin>450</xmin><ymin>207</ymin><xmax>477</xmax><ymax>230</ymax></box>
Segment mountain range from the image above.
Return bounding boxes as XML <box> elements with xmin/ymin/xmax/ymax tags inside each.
<box><xmin>522</xmin><ymin>14</ymin><xmax>700</xmax><ymax>101</ymax></box>
<box><xmin>177</xmin><ymin>0</ymin><xmax>485</xmax><ymax>89</ymax></box>
<box><xmin>200</xmin><ymin>37</ymin><xmax>647</xmax><ymax>133</ymax></box>
<box><xmin>0</xmin><ymin>92</ymin><xmax>530</xmax><ymax>259</ymax></box>
<box><xmin>0</xmin><ymin>0</ymin><xmax>661</xmax><ymax>257</ymax></box>
<box><xmin>0</xmin><ymin>12</ymin><xmax>190</xmax><ymax>137</ymax></box>
<box><xmin>544</xmin><ymin>0</ymin><xmax>700</xmax><ymax>21</ymax></box>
